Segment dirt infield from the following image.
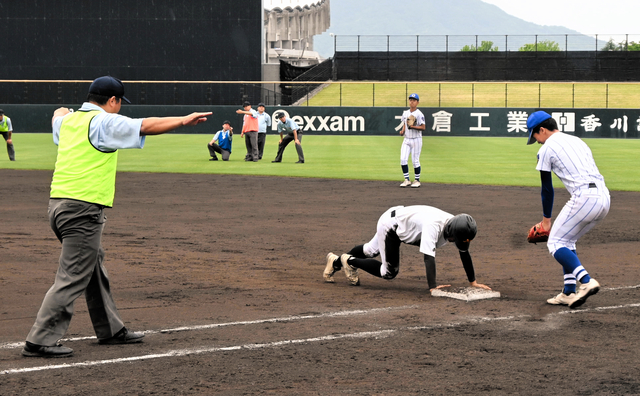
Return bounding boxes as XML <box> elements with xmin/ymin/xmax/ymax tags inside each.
<box><xmin>1</xmin><ymin>169</ymin><xmax>640</xmax><ymax>395</ymax></box>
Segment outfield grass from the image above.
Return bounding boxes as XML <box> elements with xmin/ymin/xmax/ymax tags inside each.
<box><xmin>2</xmin><ymin>133</ymin><xmax>638</xmax><ymax>192</ymax></box>
<box><xmin>304</xmin><ymin>82</ymin><xmax>640</xmax><ymax>109</ymax></box>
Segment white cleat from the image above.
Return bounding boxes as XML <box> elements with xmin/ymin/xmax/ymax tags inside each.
<box><xmin>570</xmin><ymin>279</ymin><xmax>600</xmax><ymax>308</ymax></box>
<box><xmin>324</xmin><ymin>252</ymin><xmax>339</xmax><ymax>283</ymax></box>
<box><xmin>411</xmin><ymin>181</ymin><xmax>421</xmax><ymax>188</ymax></box>
<box><xmin>400</xmin><ymin>179</ymin><xmax>411</xmax><ymax>188</ymax></box>
<box><xmin>340</xmin><ymin>254</ymin><xmax>360</xmax><ymax>286</ymax></box>
<box><xmin>546</xmin><ymin>292</ymin><xmax>579</xmax><ymax>306</ymax></box>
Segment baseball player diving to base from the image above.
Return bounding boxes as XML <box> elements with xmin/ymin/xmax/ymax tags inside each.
<box><xmin>526</xmin><ymin>111</ymin><xmax>610</xmax><ymax>308</ymax></box>
<box><xmin>324</xmin><ymin>205</ymin><xmax>492</xmax><ymax>292</ymax></box>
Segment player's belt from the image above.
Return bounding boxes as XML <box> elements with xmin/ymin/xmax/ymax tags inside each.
<box><xmin>588</xmin><ymin>182</ymin><xmax>596</xmax><ymax>188</ymax></box>
<box><xmin>391</xmin><ymin>210</ymin><xmax>396</xmax><ymax>217</ymax></box>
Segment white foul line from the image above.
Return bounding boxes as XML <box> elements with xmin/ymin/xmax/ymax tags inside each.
<box><xmin>2</xmin><ymin>302</ymin><xmax>640</xmax><ymax>376</ymax></box>
<box><xmin>0</xmin><ymin>305</ymin><xmax>419</xmax><ymax>351</ymax></box>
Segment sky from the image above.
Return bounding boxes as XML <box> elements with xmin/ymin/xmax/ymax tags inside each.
<box><xmin>481</xmin><ymin>0</ymin><xmax>640</xmax><ymax>38</ymax></box>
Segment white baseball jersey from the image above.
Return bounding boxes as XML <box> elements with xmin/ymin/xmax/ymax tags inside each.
<box><xmin>536</xmin><ymin>132</ymin><xmax>606</xmax><ymax>195</ymax></box>
<box><xmin>401</xmin><ymin>109</ymin><xmax>425</xmax><ymax>139</ymax></box>
<box><xmin>536</xmin><ymin>132</ymin><xmax>610</xmax><ymax>254</ymax></box>
<box><xmin>364</xmin><ymin>205</ymin><xmax>453</xmax><ymax>271</ymax></box>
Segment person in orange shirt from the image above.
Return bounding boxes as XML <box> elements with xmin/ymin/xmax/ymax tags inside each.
<box><xmin>236</xmin><ymin>101</ymin><xmax>259</xmax><ymax>162</ymax></box>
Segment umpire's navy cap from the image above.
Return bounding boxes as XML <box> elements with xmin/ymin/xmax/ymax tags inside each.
<box><xmin>408</xmin><ymin>93</ymin><xmax>420</xmax><ymax>101</ymax></box>
<box><xmin>89</xmin><ymin>76</ymin><xmax>131</xmax><ymax>104</ymax></box>
<box><xmin>527</xmin><ymin>111</ymin><xmax>552</xmax><ymax>145</ymax></box>
<box><xmin>257</xmin><ymin>102</ymin><xmax>265</xmax><ymax>107</ymax></box>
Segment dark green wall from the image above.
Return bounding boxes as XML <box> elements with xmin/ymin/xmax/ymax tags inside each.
<box><xmin>1</xmin><ymin>104</ymin><xmax>638</xmax><ymax>139</ymax></box>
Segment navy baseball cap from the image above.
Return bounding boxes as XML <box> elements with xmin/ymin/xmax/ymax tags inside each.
<box><xmin>527</xmin><ymin>111</ymin><xmax>552</xmax><ymax>145</ymax></box>
<box><xmin>89</xmin><ymin>76</ymin><xmax>131</xmax><ymax>104</ymax></box>
<box><xmin>223</xmin><ymin>120</ymin><xmax>231</xmax><ymax>125</ymax></box>
<box><xmin>257</xmin><ymin>102</ymin><xmax>265</xmax><ymax>107</ymax></box>
<box><xmin>408</xmin><ymin>93</ymin><xmax>420</xmax><ymax>101</ymax></box>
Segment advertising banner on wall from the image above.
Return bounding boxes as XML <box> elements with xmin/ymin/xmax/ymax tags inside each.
<box><xmin>3</xmin><ymin>104</ymin><xmax>639</xmax><ymax>139</ymax></box>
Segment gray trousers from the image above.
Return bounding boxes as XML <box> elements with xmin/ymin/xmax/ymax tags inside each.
<box><xmin>208</xmin><ymin>142</ymin><xmax>230</xmax><ymax>161</ymax></box>
<box><xmin>243</xmin><ymin>131</ymin><xmax>259</xmax><ymax>161</ymax></box>
<box><xmin>26</xmin><ymin>199</ymin><xmax>125</xmax><ymax>346</ymax></box>
<box><xmin>274</xmin><ymin>133</ymin><xmax>304</xmax><ymax>162</ymax></box>
<box><xmin>1</xmin><ymin>132</ymin><xmax>15</xmax><ymax>161</ymax></box>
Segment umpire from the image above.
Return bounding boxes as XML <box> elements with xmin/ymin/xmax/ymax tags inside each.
<box><xmin>271</xmin><ymin>112</ymin><xmax>304</xmax><ymax>163</ymax></box>
<box><xmin>23</xmin><ymin>76</ymin><xmax>211</xmax><ymax>358</ymax></box>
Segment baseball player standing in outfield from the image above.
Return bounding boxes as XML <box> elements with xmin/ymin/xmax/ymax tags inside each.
<box><xmin>23</xmin><ymin>76</ymin><xmax>211</xmax><ymax>358</ymax></box>
<box><xmin>236</xmin><ymin>101</ymin><xmax>259</xmax><ymax>162</ymax></box>
<box><xmin>399</xmin><ymin>93</ymin><xmax>426</xmax><ymax>188</ymax></box>
<box><xmin>272</xmin><ymin>112</ymin><xmax>304</xmax><ymax>163</ymax></box>
<box><xmin>527</xmin><ymin>111</ymin><xmax>610</xmax><ymax>308</ymax></box>
<box><xmin>0</xmin><ymin>109</ymin><xmax>16</xmax><ymax>161</ymax></box>
<box><xmin>324</xmin><ymin>205</ymin><xmax>491</xmax><ymax>292</ymax></box>
<box><xmin>256</xmin><ymin>103</ymin><xmax>271</xmax><ymax>160</ymax></box>
<box><xmin>207</xmin><ymin>120</ymin><xmax>233</xmax><ymax>161</ymax></box>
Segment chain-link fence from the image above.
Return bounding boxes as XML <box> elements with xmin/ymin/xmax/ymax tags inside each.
<box><xmin>333</xmin><ymin>34</ymin><xmax>640</xmax><ymax>52</ymax></box>
<box><xmin>2</xmin><ymin>80</ymin><xmax>639</xmax><ymax>108</ymax></box>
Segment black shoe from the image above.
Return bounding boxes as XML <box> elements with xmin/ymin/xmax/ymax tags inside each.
<box><xmin>209</xmin><ymin>157</ymin><xmax>218</xmax><ymax>161</ymax></box>
<box><xmin>22</xmin><ymin>341</ymin><xmax>73</xmax><ymax>358</ymax></box>
<box><xmin>271</xmin><ymin>160</ymin><xmax>281</xmax><ymax>163</ymax></box>
<box><xmin>98</xmin><ymin>328</ymin><xmax>145</xmax><ymax>345</ymax></box>
<box><xmin>295</xmin><ymin>160</ymin><xmax>304</xmax><ymax>164</ymax></box>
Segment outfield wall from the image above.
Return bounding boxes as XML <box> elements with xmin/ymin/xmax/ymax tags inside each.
<box><xmin>1</xmin><ymin>105</ymin><xmax>638</xmax><ymax>139</ymax></box>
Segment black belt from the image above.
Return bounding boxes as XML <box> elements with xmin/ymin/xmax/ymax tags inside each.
<box><xmin>391</xmin><ymin>210</ymin><xmax>396</xmax><ymax>217</ymax></box>
<box><xmin>588</xmin><ymin>182</ymin><xmax>596</xmax><ymax>188</ymax></box>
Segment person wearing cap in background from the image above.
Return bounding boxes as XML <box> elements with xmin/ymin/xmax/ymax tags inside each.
<box><xmin>207</xmin><ymin>120</ymin><xmax>233</xmax><ymax>161</ymax></box>
<box><xmin>0</xmin><ymin>109</ymin><xmax>16</xmax><ymax>161</ymax></box>
<box><xmin>399</xmin><ymin>93</ymin><xmax>426</xmax><ymax>188</ymax></box>
<box><xmin>526</xmin><ymin>110</ymin><xmax>610</xmax><ymax>308</ymax></box>
<box><xmin>256</xmin><ymin>103</ymin><xmax>271</xmax><ymax>160</ymax></box>
<box><xmin>323</xmin><ymin>205</ymin><xmax>492</xmax><ymax>292</ymax></box>
<box><xmin>272</xmin><ymin>112</ymin><xmax>304</xmax><ymax>164</ymax></box>
<box><xmin>236</xmin><ymin>101</ymin><xmax>259</xmax><ymax>162</ymax></box>
<box><xmin>22</xmin><ymin>76</ymin><xmax>212</xmax><ymax>358</ymax></box>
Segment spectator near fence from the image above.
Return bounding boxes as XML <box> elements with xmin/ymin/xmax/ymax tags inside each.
<box><xmin>0</xmin><ymin>109</ymin><xmax>16</xmax><ymax>161</ymax></box>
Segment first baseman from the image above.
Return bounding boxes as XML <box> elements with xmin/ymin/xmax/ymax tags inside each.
<box><xmin>23</xmin><ymin>76</ymin><xmax>211</xmax><ymax>358</ymax></box>
<box><xmin>399</xmin><ymin>93</ymin><xmax>425</xmax><ymax>188</ymax></box>
<box><xmin>527</xmin><ymin>111</ymin><xmax>610</xmax><ymax>308</ymax></box>
<box><xmin>324</xmin><ymin>205</ymin><xmax>491</xmax><ymax>292</ymax></box>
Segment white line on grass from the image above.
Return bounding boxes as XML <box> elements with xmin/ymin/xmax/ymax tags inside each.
<box><xmin>2</xmin><ymin>302</ymin><xmax>640</xmax><ymax>376</ymax></box>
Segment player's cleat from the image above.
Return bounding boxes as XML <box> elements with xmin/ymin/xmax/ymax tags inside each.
<box><xmin>570</xmin><ymin>279</ymin><xmax>600</xmax><ymax>308</ymax></box>
<box><xmin>400</xmin><ymin>179</ymin><xmax>411</xmax><ymax>188</ymax></box>
<box><xmin>411</xmin><ymin>181</ymin><xmax>421</xmax><ymax>188</ymax></box>
<box><xmin>324</xmin><ymin>252</ymin><xmax>340</xmax><ymax>283</ymax></box>
<box><xmin>209</xmin><ymin>157</ymin><xmax>218</xmax><ymax>161</ymax></box>
<box><xmin>340</xmin><ymin>254</ymin><xmax>360</xmax><ymax>286</ymax></box>
<box><xmin>546</xmin><ymin>292</ymin><xmax>579</xmax><ymax>306</ymax></box>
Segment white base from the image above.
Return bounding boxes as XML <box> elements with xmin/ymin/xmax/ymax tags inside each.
<box><xmin>431</xmin><ymin>286</ymin><xmax>501</xmax><ymax>301</ymax></box>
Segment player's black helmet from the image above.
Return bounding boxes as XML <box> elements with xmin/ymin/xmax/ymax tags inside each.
<box><xmin>444</xmin><ymin>214</ymin><xmax>477</xmax><ymax>252</ymax></box>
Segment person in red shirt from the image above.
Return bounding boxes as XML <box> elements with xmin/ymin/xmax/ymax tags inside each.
<box><xmin>236</xmin><ymin>101</ymin><xmax>259</xmax><ymax>162</ymax></box>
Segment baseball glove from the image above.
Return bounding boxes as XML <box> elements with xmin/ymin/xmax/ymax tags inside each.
<box><xmin>527</xmin><ymin>222</ymin><xmax>550</xmax><ymax>244</ymax></box>
<box><xmin>407</xmin><ymin>115</ymin><xmax>417</xmax><ymax>128</ymax></box>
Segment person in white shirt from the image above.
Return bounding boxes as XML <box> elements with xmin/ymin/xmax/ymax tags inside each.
<box><xmin>256</xmin><ymin>103</ymin><xmax>271</xmax><ymax>160</ymax></box>
<box><xmin>324</xmin><ymin>205</ymin><xmax>491</xmax><ymax>292</ymax></box>
<box><xmin>399</xmin><ymin>93</ymin><xmax>426</xmax><ymax>188</ymax></box>
<box><xmin>526</xmin><ymin>111</ymin><xmax>609</xmax><ymax>308</ymax></box>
